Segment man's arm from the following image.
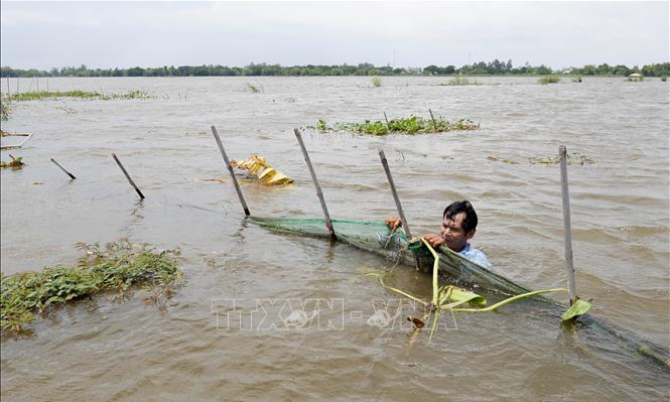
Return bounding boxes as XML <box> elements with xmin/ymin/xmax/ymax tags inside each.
<box><xmin>385</xmin><ymin>216</ymin><xmax>444</xmax><ymax>246</ymax></box>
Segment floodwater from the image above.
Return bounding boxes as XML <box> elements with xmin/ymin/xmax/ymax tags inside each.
<box><xmin>1</xmin><ymin>76</ymin><xmax>668</xmax><ymax>401</ymax></box>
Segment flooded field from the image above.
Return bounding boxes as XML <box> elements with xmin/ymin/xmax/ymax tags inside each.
<box><xmin>1</xmin><ymin>76</ymin><xmax>669</xmax><ymax>401</ymax></box>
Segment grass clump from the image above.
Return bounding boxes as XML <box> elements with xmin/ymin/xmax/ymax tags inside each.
<box><xmin>7</xmin><ymin>90</ymin><xmax>151</xmax><ymax>101</ymax></box>
<box><xmin>310</xmin><ymin>115</ymin><xmax>479</xmax><ymax>136</ymax></box>
<box><xmin>1</xmin><ymin>238</ymin><xmax>182</xmax><ymax>334</ymax></box>
<box><xmin>1</xmin><ymin>94</ymin><xmax>10</xmax><ymax>120</ymax></box>
<box><xmin>246</xmin><ymin>82</ymin><xmax>262</xmax><ymax>93</ymax></box>
<box><xmin>0</xmin><ymin>155</ymin><xmax>24</xmax><ymax>169</ymax></box>
<box><xmin>371</xmin><ymin>76</ymin><xmax>382</xmax><ymax>87</ymax></box>
<box><xmin>440</xmin><ymin>76</ymin><xmax>480</xmax><ymax>86</ymax></box>
<box><xmin>538</xmin><ymin>75</ymin><xmax>561</xmax><ymax>85</ymax></box>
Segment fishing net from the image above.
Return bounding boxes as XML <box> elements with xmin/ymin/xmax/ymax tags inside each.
<box><xmin>251</xmin><ymin>216</ymin><xmax>548</xmax><ymax>300</ymax></box>
<box><xmin>251</xmin><ymin>216</ymin><xmax>670</xmax><ymax>368</ymax></box>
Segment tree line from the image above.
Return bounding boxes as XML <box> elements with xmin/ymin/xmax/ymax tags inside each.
<box><xmin>1</xmin><ymin>61</ymin><xmax>668</xmax><ymax>78</ymax></box>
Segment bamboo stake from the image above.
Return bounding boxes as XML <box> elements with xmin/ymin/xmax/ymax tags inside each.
<box><xmin>112</xmin><ymin>153</ymin><xmax>145</xmax><ymax>200</ymax></box>
<box><xmin>429</xmin><ymin>109</ymin><xmax>437</xmax><ymax>126</ymax></box>
<box><xmin>211</xmin><ymin>125</ymin><xmax>250</xmax><ymax>216</ymax></box>
<box><xmin>6</xmin><ymin>76</ymin><xmax>10</xmax><ymax>97</ymax></box>
<box><xmin>293</xmin><ymin>128</ymin><xmax>336</xmax><ymax>241</ymax></box>
<box><xmin>50</xmin><ymin>158</ymin><xmax>76</xmax><ymax>180</ymax></box>
<box><xmin>383</xmin><ymin>112</ymin><xmax>389</xmax><ymax>125</ymax></box>
<box><xmin>379</xmin><ymin>150</ymin><xmax>412</xmax><ymax>239</ymax></box>
<box><xmin>559</xmin><ymin>145</ymin><xmax>577</xmax><ymax>304</ymax></box>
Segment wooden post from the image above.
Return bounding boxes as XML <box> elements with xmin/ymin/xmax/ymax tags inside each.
<box><xmin>383</xmin><ymin>112</ymin><xmax>389</xmax><ymax>125</ymax></box>
<box><xmin>379</xmin><ymin>150</ymin><xmax>412</xmax><ymax>239</ymax></box>
<box><xmin>559</xmin><ymin>145</ymin><xmax>577</xmax><ymax>304</ymax></box>
<box><xmin>429</xmin><ymin>109</ymin><xmax>437</xmax><ymax>127</ymax></box>
<box><xmin>112</xmin><ymin>153</ymin><xmax>145</xmax><ymax>200</ymax></box>
<box><xmin>50</xmin><ymin>158</ymin><xmax>76</xmax><ymax>180</ymax></box>
<box><xmin>6</xmin><ymin>76</ymin><xmax>10</xmax><ymax>97</ymax></box>
<box><xmin>293</xmin><ymin>128</ymin><xmax>336</xmax><ymax>241</ymax></box>
<box><xmin>211</xmin><ymin>125</ymin><xmax>250</xmax><ymax>216</ymax></box>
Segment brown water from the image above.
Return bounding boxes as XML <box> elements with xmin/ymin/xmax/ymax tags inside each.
<box><xmin>1</xmin><ymin>76</ymin><xmax>669</xmax><ymax>401</ymax></box>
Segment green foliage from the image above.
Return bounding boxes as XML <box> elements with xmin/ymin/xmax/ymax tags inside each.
<box><xmin>561</xmin><ymin>298</ymin><xmax>592</xmax><ymax>321</ymax></box>
<box><xmin>313</xmin><ymin>115</ymin><xmax>478</xmax><ymax>136</ymax></box>
<box><xmin>0</xmin><ymin>239</ymin><xmax>182</xmax><ymax>334</ymax></box>
<box><xmin>7</xmin><ymin>90</ymin><xmax>151</xmax><ymax>102</ymax></box>
<box><xmin>538</xmin><ymin>75</ymin><xmax>561</xmax><ymax>84</ymax></box>
<box><xmin>2</xmin><ymin>61</ymin><xmax>669</xmax><ymax>77</ymax></box>
<box><xmin>371</xmin><ymin>76</ymin><xmax>382</xmax><ymax>87</ymax></box>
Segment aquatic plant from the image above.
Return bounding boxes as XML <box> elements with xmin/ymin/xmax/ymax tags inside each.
<box><xmin>230</xmin><ymin>154</ymin><xmax>293</xmax><ymax>185</ymax></box>
<box><xmin>0</xmin><ymin>94</ymin><xmax>10</xmax><ymax>120</ymax></box>
<box><xmin>310</xmin><ymin>115</ymin><xmax>479</xmax><ymax>136</ymax></box>
<box><xmin>539</xmin><ymin>75</ymin><xmax>561</xmax><ymax>84</ymax></box>
<box><xmin>0</xmin><ymin>155</ymin><xmax>24</xmax><ymax>169</ymax></box>
<box><xmin>661</xmin><ymin>76</ymin><xmax>667</xmax><ymax>82</ymax></box>
<box><xmin>368</xmin><ymin>239</ymin><xmax>585</xmax><ymax>342</ymax></box>
<box><xmin>440</xmin><ymin>76</ymin><xmax>480</xmax><ymax>86</ymax></box>
<box><xmin>0</xmin><ymin>239</ymin><xmax>182</xmax><ymax>334</ymax></box>
<box><xmin>245</xmin><ymin>83</ymin><xmax>262</xmax><ymax>93</ymax></box>
<box><xmin>371</xmin><ymin>76</ymin><xmax>382</xmax><ymax>87</ymax></box>
<box><xmin>7</xmin><ymin>90</ymin><xmax>151</xmax><ymax>102</ymax></box>
<box><xmin>572</xmin><ymin>76</ymin><xmax>583</xmax><ymax>83</ymax></box>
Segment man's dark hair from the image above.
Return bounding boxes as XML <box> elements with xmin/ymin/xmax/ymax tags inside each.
<box><xmin>443</xmin><ymin>200</ymin><xmax>478</xmax><ymax>233</ymax></box>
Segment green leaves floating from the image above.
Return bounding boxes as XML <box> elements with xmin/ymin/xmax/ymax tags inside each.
<box><xmin>561</xmin><ymin>298</ymin><xmax>592</xmax><ymax>321</ymax></box>
<box><xmin>310</xmin><ymin>115</ymin><xmax>479</xmax><ymax>136</ymax></box>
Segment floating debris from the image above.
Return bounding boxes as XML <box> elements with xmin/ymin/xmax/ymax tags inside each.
<box><xmin>310</xmin><ymin>115</ymin><xmax>479</xmax><ymax>136</ymax></box>
<box><xmin>230</xmin><ymin>154</ymin><xmax>293</xmax><ymax>185</ymax></box>
<box><xmin>0</xmin><ymin>239</ymin><xmax>182</xmax><ymax>334</ymax></box>
<box><xmin>529</xmin><ymin>153</ymin><xmax>596</xmax><ymax>166</ymax></box>
<box><xmin>0</xmin><ymin>155</ymin><xmax>24</xmax><ymax>169</ymax></box>
<box><xmin>487</xmin><ymin>155</ymin><xmax>518</xmax><ymax>164</ymax></box>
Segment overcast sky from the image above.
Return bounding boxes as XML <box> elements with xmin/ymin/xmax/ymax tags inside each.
<box><xmin>1</xmin><ymin>1</ymin><xmax>668</xmax><ymax>70</ymax></box>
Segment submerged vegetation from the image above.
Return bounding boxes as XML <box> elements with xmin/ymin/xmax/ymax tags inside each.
<box><xmin>539</xmin><ymin>75</ymin><xmax>561</xmax><ymax>84</ymax></box>
<box><xmin>529</xmin><ymin>153</ymin><xmax>596</xmax><ymax>166</ymax></box>
<box><xmin>311</xmin><ymin>115</ymin><xmax>479</xmax><ymax>136</ymax></box>
<box><xmin>0</xmin><ymin>239</ymin><xmax>182</xmax><ymax>334</ymax></box>
<box><xmin>7</xmin><ymin>90</ymin><xmax>151</xmax><ymax>102</ymax></box>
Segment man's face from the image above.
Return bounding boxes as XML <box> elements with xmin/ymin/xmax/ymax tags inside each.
<box><xmin>440</xmin><ymin>212</ymin><xmax>475</xmax><ymax>252</ymax></box>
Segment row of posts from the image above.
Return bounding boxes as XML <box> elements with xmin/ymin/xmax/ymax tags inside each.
<box><xmin>44</xmin><ymin>127</ymin><xmax>578</xmax><ymax>305</ymax></box>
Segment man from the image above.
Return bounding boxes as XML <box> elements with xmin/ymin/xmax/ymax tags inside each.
<box><xmin>385</xmin><ymin>200</ymin><xmax>491</xmax><ymax>268</ymax></box>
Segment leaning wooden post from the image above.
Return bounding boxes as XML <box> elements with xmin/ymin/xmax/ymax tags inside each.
<box><xmin>559</xmin><ymin>145</ymin><xmax>577</xmax><ymax>304</ymax></box>
<box><xmin>211</xmin><ymin>125</ymin><xmax>250</xmax><ymax>216</ymax></box>
<box><xmin>112</xmin><ymin>153</ymin><xmax>145</xmax><ymax>200</ymax></box>
<box><xmin>428</xmin><ymin>108</ymin><xmax>437</xmax><ymax>127</ymax></box>
<box><xmin>293</xmin><ymin>128</ymin><xmax>336</xmax><ymax>241</ymax></box>
<box><xmin>50</xmin><ymin>158</ymin><xmax>76</xmax><ymax>180</ymax></box>
<box><xmin>383</xmin><ymin>112</ymin><xmax>389</xmax><ymax>125</ymax></box>
<box><xmin>379</xmin><ymin>150</ymin><xmax>412</xmax><ymax>239</ymax></box>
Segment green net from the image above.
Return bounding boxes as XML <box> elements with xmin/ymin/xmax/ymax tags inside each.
<box><xmin>251</xmin><ymin>216</ymin><xmax>670</xmax><ymax>368</ymax></box>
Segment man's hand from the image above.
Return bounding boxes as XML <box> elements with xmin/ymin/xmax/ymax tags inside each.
<box><xmin>422</xmin><ymin>233</ymin><xmax>445</xmax><ymax>248</ymax></box>
<box><xmin>385</xmin><ymin>216</ymin><xmax>403</xmax><ymax>230</ymax></box>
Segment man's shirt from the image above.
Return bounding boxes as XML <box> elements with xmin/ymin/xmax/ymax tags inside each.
<box><xmin>460</xmin><ymin>243</ymin><xmax>491</xmax><ymax>268</ymax></box>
